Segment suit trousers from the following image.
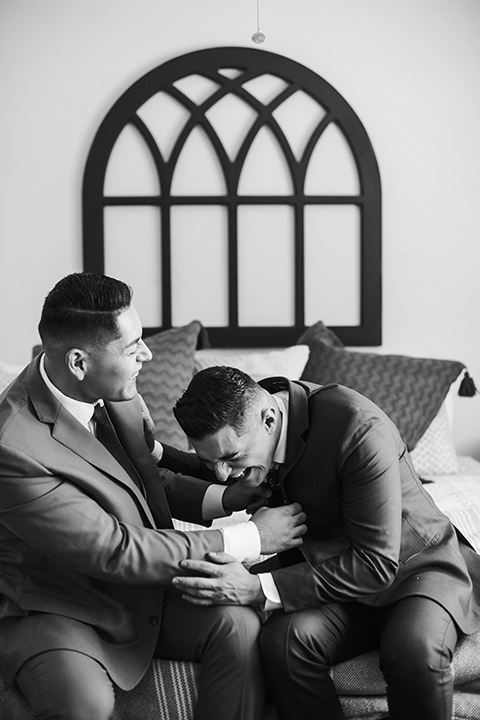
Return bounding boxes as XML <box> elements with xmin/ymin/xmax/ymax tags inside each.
<box><xmin>15</xmin><ymin>587</ymin><xmax>264</xmax><ymax>720</ymax></box>
<box><xmin>259</xmin><ymin>595</ymin><xmax>459</xmax><ymax>720</ymax></box>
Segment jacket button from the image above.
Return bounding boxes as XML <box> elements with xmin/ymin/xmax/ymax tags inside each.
<box><xmin>149</xmin><ymin>615</ymin><xmax>159</xmax><ymax>626</ymax></box>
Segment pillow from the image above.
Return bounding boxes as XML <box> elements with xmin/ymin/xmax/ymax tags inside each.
<box><xmin>297</xmin><ymin>320</ymin><xmax>344</xmax><ymax>349</ymax></box>
<box><xmin>0</xmin><ymin>360</ymin><xmax>24</xmax><ymax>394</ymax></box>
<box><xmin>194</xmin><ymin>345</ymin><xmax>310</xmax><ymax>382</ymax></box>
<box><xmin>137</xmin><ymin>321</ymin><xmax>205</xmax><ymax>450</ymax></box>
<box><xmin>300</xmin><ymin>340</ymin><xmax>465</xmax><ymax>450</ymax></box>
<box><xmin>410</xmin><ymin>402</ymin><xmax>459</xmax><ymax>476</ymax></box>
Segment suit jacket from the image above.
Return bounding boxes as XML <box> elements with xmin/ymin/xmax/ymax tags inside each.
<box><xmin>0</xmin><ymin>357</ymin><xmax>224</xmax><ymax>689</ymax></box>
<box><xmin>161</xmin><ymin>378</ymin><xmax>480</xmax><ymax>634</ymax></box>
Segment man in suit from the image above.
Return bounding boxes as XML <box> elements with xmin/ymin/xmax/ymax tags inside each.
<box><xmin>0</xmin><ymin>273</ymin><xmax>307</xmax><ymax>720</ymax></box>
<box><xmin>170</xmin><ymin>366</ymin><xmax>480</xmax><ymax>720</ymax></box>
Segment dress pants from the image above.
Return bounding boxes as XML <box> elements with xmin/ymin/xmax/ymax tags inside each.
<box><xmin>16</xmin><ymin>587</ymin><xmax>264</xmax><ymax>720</ymax></box>
<box><xmin>259</xmin><ymin>596</ymin><xmax>459</xmax><ymax>720</ymax></box>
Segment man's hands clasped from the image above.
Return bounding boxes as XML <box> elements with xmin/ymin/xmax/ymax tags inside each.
<box><xmin>172</xmin><ymin>502</ymin><xmax>306</xmax><ymax>607</ymax></box>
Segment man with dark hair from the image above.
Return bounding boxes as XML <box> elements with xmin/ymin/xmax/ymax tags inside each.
<box><xmin>171</xmin><ymin>366</ymin><xmax>480</xmax><ymax>720</ymax></box>
<box><xmin>0</xmin><ymin>273</ymin><xmax>306</xmax><ymax>720</ymax></box>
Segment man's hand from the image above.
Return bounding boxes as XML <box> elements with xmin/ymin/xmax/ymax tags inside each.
<box><xmin>222</xmin><ymin>481</ymin><xmax>272</xmax><ymax>515</ymax></box>
<box><xmin>172</xmin><ymin>552</ymin><xmax>265</xmax><ymax>606</ymax></box>
<box><xmin>251</xmin><ymin>503</ymin><xmax>307</xmax><ymax>555</ymax></box>
<box><xmin>138</xmin><ymin>394</ymin><xmax>156</xmax><ymax>452</ymax></box>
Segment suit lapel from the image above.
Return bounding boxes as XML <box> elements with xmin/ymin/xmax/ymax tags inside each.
<box><xmin>278</xmin><ymin>380</ymin><xmax>309</xmax><ymax>482</ymax></box>
<box><xmin>27</xmin><ymin>360</ymin><xmax>159</xmax><ymax>527</ymax></box>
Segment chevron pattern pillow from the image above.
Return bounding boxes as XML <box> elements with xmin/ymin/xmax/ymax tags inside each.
<box><xmin>300</xmin><ymin>341</ymin><xmax>465</xmax><ymax>450</ymax></box>
<box><xmin>137</xmin><ymin>321</ymin><xmax>204</xmax><ymax>451</ymax></box>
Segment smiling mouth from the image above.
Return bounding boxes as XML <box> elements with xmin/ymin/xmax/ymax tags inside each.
<box><xmin>230</xmin><ymin>468</ymin><xmax>250</xmax><ymax>480</ymax></box>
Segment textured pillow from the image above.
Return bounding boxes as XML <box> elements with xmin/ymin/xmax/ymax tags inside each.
<box><xmin>137</xmin><ymin>321</ymin><xmax>204</xmax><ymax>450</ymax></box>
<box><xmin>194</xmin><ymin>345</ymin><xmax>310</xmax><ymax>382</ymax></box>
<box><xmin>410</xmin><ymin>402</ymin><xmax>459</xmax><ymax>476</ymax></box>
<box><xmin>297</xmin><ymin>320</ymin><xmax>345</xmax><ymax>349</ymax></box>
<box><xmin>300</xmin><ymin>340</ymin><xmax>465</xmax><ymax>450</ymax></box>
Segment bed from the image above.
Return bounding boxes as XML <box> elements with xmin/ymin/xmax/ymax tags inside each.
<box><xmin>1</xmin><ymin>45</ymin><xmax>479</xmax><ymax>719</ymax></box>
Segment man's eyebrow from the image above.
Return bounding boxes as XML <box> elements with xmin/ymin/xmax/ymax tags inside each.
<box><xmin>124</xmin><ymin>336</ymin><xmax>142</xmax><ymax>349</ymax></box>
<box><xmin>197</xmin><ymin>451</ymin><xmax>238</xmax><ymax>463</ymax></box>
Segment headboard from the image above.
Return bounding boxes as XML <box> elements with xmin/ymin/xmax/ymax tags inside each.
<box><xmin>82</xmin><ymin>47</ymin><xmax>381</xmax><ymax>347</ymax></box>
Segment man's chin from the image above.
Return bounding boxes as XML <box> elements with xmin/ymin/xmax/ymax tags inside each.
<box><xmin>110</xmin><ymin>388</ymin><xmax>138</xmax><ymax>403</ymax></box>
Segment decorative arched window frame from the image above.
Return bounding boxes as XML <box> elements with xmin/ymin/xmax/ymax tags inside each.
<box><xmin>83</xmin><ymin>47</ymin><xmax>381</xmax><ymax>346</ymax></box>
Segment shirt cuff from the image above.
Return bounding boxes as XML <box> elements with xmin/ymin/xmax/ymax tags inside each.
<box><xmin>258</xmin><ymin>573</ymin><xmax>283</xmax><ymax>611</ymax></box>
<box><xmin>202</xmin><ymin>484</ymin><xmax>228</xmax><ymax>522</ymax></box>
<box><xmin>221</xmin><ymin>522</ymin><xmax>261</xmax><ymax>564</ymax></box>
<box><xmin>151</xmin><ymin>441</ymin><xmax>164</xmax><ymax>462</ymax></box>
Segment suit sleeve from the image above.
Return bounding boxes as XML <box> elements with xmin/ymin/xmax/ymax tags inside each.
<box><xmin>159</xmin><ymin>443</ymin><xmax>215</xmax><ymax>479</ymax></box>
<box><xmin>271</xmin><ymin>413</ymin><xmax>404</xmax><ymax>611</ymax></box>
<box><xmin>157</xmin><ymin>444</ymin><xmax>220</xmax><ymax>522</ymax></box>
<box><xmin>0</xmin><ymin>444</ymin><xmax>224</xmax><ymax>585</ymax></box>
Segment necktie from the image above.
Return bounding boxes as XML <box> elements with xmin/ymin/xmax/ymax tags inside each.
<box><xmin>265</xmin><ymin>464</ymin><xmax>284</xmax><ymax>506</ymax></box>
<box><xmin>93</xmin><ymin>403</ymin><xmax>144</xmax><ymax>493</ymax></box>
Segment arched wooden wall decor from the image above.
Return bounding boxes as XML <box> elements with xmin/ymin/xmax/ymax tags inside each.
<box><xmin>83</xmin><ymin>47</ymin><xmax>381</xmax><ymax>346</ymax></box>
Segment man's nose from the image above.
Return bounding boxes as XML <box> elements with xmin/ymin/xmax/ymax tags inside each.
<box><xmin>138</xmin><ymin>339</ymin><xmax>152</xmax><ymax>363</ymax></box>
<box><xmin>214</xmin><ymin>461</ymin><xmax>231</xmax><ymax>483</ymax></box>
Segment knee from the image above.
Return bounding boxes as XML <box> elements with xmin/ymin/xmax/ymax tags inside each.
<box><xmin>62</xmin><ymin>690</ymin><xmax>115</xmax><ymax>720</ymax></box>
<box><xmin>207</xmin><ymin>605</ymin><xmax>262</xmax><ymax>658</ymax></box>
<box><xmin>381</xmin><ymin>632</ymin><xmax>453</xmax><ymax>682</ymax></box>
<box><xmin>21</xmin><ymin>686</ymin><xmax>115</xmax><ymax>720</ymax></box>
<box><xmin>17</xmin><ymin>652</ymin><xmax>115</xmax><ymax>720</ymax></box>
<box><xmin>260</xmin><ymin>611</ymin><xmax>327</xmax><ymax>669</ymax></box>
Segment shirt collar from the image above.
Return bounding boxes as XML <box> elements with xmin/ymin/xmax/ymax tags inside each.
<box><xmin>273</xmin><ymin>390</ymin><xmax>289</xmax><ymax>465</ymax></box>
<box><xmin>39</xmin><ymin>354</ymin><xmax>97</xmax><ymax>430</ymax></box>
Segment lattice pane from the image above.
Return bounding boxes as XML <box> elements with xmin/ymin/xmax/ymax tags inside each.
<box><xmin>137</xmin><ymin>91</ymin><xmax>191</xmax><ymax>162</ymax></box>
<box><xmin>304</xmin><ymin>205</ymin><xmax>360</xmax><ymax>326</ymax></box>
<box><xmin>171</xmin><ymin>126</ymin><xmax>226</xmax><ymax>196</ymax></box>
<box><xmin>170</xmin><ymin>206</ymin><xmax>228</xmax><ymax>327</ymax></box>
<box><xmin>305</xmin><ymin>122</ymin><xmax>359</xmax><ymax>195</ymax></box>
<box><xmin>104</xmin><ymin>206</ymin><xmax>162</xmax><ymax>326</ymax></box>
<box><xmin>273</xmin><ymin>90</ymin><xmax>327</xmax><ymax>162</ymax></box>
<box><xmin>238</xmin><ymin>126</ymin><xmax>293</xmax><ymax>195</ymax></box>
<box><xmin>104</xmin><ymin>124</ymin><xmax>159</xmax><ymax>196</ymax></box>
<box><xmin>172</xmin><ymin>74</ymin><xmax>220</xmax><ymax>105</ymax></box>
<box><xmin>206</xmin><ymin>94</ymin><xmax>258</xmax><ymax>162</ymax></box>
<box><xmin>238</xmin><ymin>205</ymin><xmax>295</xmax><ymax>326</ymax></box>
<box><xmin>241</xmin><ymin>74</ymin><xmax>290</xmax><ymax>105</ymax></box>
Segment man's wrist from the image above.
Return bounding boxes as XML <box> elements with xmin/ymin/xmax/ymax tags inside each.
<box><xmin>250</xmin><ymin>573</ymin><xmax>267</xmax><ymax>606</ymax></box>
<box><xmin>221</xmin><ymin>522</ymin><xmax>261</xmax><ymax>564</ymax></box>
<box><xmin>151</xmin><ymin>440</ymin><xmax>164</xmax><ymax>463</ymax></box>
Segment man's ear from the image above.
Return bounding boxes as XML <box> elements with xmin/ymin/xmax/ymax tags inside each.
<box><xmin>65</xmin><ymin>348</ymin><xmax>88</xmax><ymax>381</ymax></box>
<box><xmin>262</xmin><ymin>406</ymin><xmax>278</xmax><ymax>434</ymax></box>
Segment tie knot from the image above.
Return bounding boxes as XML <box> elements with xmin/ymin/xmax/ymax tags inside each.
<box><xmin>265</xmin><ymin>464</ymin><xmax>280</xmax><ymax>491</ymax></box>
<box><xmin>92</xmin><ymin>402</ymin><xmax>107</xmax><ymax>426</ymax></box>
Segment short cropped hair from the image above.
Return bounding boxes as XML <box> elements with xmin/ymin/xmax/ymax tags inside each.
<box><xmin>38</xmin><ymin>272</ymin><xmax>133</xmax><ymax>353</ymax></box>
<box><xmin>173</xmin><ymin>366</ymin><xmax>262</xmax><ymax>439</ymax></box>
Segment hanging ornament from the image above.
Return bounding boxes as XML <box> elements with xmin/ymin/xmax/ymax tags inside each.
<box><xmin>251</xmin><ymin>0</ymin><xmax>266</xmax><ymax>43</ymax></box>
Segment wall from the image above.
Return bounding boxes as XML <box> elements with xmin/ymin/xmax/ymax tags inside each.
<box><xmin>1</xmin><ymin>0</ymin><xmax>479</xmax><ymax>458</ymax></box>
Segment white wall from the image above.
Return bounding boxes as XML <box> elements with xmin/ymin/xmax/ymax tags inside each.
<box><xmin>1</xmin><ymin>0</ymin><xmax>479</xmax><ymax>458</ymax></box>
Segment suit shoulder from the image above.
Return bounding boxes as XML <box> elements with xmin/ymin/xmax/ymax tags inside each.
<box><xmin>308</xmin><ymin>383</ymin><xmax>395</xmax><ymax>426</ymax></box>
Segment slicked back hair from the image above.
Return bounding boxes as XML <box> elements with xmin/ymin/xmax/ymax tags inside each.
<box><xmin>174</xmin><ymin>366</ymin><xmax>262</xmax><ymax>440</ymax></box>
<box><xmin>38</xmin><ymin>272</ymin><xmax>133</xmax><ymax>354</ymax></box>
